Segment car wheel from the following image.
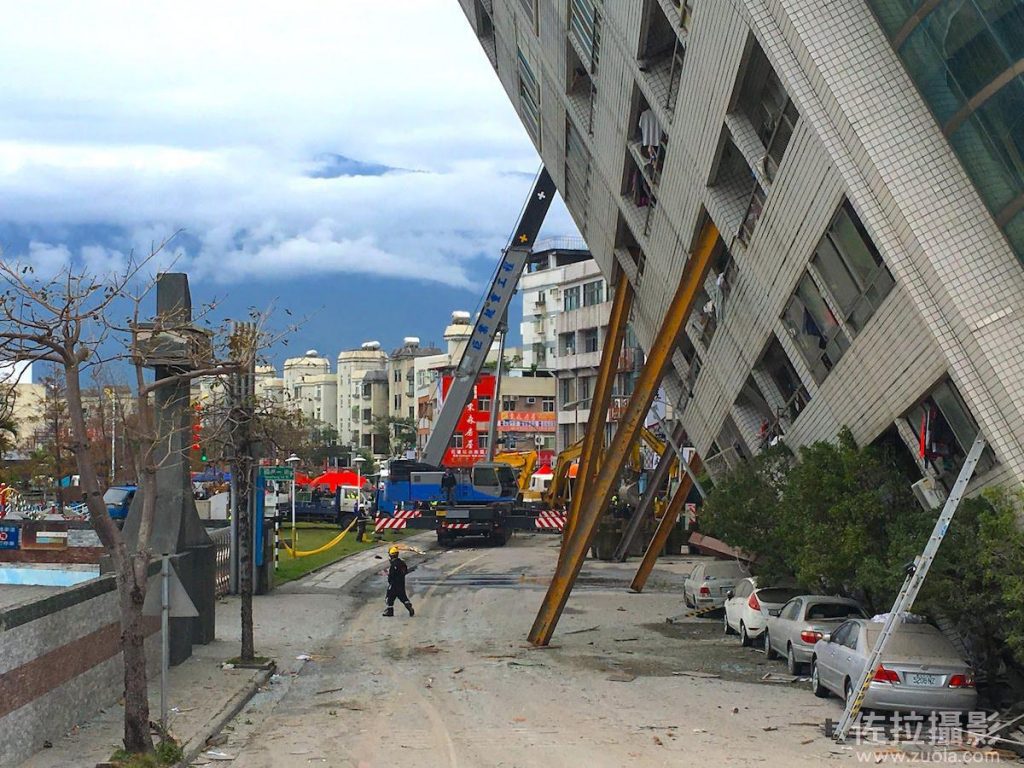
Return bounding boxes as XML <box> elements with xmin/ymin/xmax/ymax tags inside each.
<box><xmin>810</xmin><ymin>660</ymin><xmax>829</xmax><ymax>699</ymax></box>
<box><xmin>764</xmin><ymin>631</ymin><xmax>778</xmax><ymax>660</ymax></box>
<box><xmin>740</xmin><ymin>621</ymin><xmax>752</xmax><ymax>647</ymax></box>
<box><xmin>723</xmin><ymin>612</ymin><xmax>735</xmax><ymax>635</ymax></box>
<box><xmin>786</xmin><ymin>644</ymin><xmax>804</xmax><ymax>675</ymax></box>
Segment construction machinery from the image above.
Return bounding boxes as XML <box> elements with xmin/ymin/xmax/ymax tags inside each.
<box><xmin>373</xmin><ymin>168</ymin><xmax>559</xmax><ymax>544</ymax></box>
<box><xmin>493</xmin><ymin>450</ymin><xmax>539</xmax><ymax>497</ymax></box>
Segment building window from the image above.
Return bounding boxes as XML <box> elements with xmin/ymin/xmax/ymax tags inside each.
<box><xmin>559</xmin><ymin>331</ymin><xmax>577</xmax><ymax>355</ymax></box>
<box><xmin>517</xmin><ymin>47</ymin><xmax>541</xmax><ymax>142</ymax></box>
<box><xmin>764</xmin><ymin>99</ymin><xmax>799</xmax><ymax>182</ymax></box>
<box><xmin>781</xmin><ymin>273</ymin><xmax>851</xmax><ymax>384</ymax></box>
<box><xmin>542</xmin><ymin>397</ymin><xmax>555</xmax><ymax>412</ymax></box>
<box><xmin>811</xmin><ymin>201</ymin><xmax>895</xmax><ymax>333</ymax></box>
<box><xmin>563</xmin><ymin>285</ymin><xmax>581</xmax><ymax>310</ymax></box>
<box><xmin>560</xmin><ymin>377</ymin><xmax>576</xmax><ymax>405</ymax></box>
<box><xmin>638</xmin><ymin>0</ymin><xmax>685</xmax><ymax>113</ymax></box>
<box><xmin>394</xmin><ymin>394</ymin><xmax>401</xmax><ymax>410</ymax></box>
<box><xmin>502</xmin><ymin>397</ymin><xmax>517</xmax><ymax>411</ymax></box>
<box><xmin>735</xmin><ymin>40</ymin><xmax>791</xmax><ymax>149</ymax></box>
<box><xmin>393</xmin><ymin>369</ymin><xmax>401</xmax><ymax>383</ymax></box>
<box><xmin>453</xmin><ymin>433</ymin><xmax>464</xmax><ymax>449</ymax></box>
<box><xmin>519</xmin><ymin>0</ymin><xmax>538</xmax><ymax>32</ymax></box>
<box><xmin>866</xmin><ymin>0</ymin><xmax>1024</xmax><ymax>260</ymax></box>
<box><xmin>577</xmin><ymin>375</ymin><xmax>591</xmax><ymax>403</ymax></box>
<box><xmin>569</xmin><ymin>0</ymin><xmax>600</xmax><ymax>73</ymax></box>
<box><xmin>581</xmin><ymin>327</ymin><xmax>599</xmax><ymax>353</ymax></box>
<box><xmin>582</xmin><ymin>280</ymin><xmax>604</xmax><ymax>305</ymax></box>
<box><xmin>905</xmin><ymin>377</ymin><xmax>995</xmax><ymax>486</ymax></box>
<box><xmin>478</xmin><ymin>397</ymin><xmax>491</xmax><ymax>413</ymax></box>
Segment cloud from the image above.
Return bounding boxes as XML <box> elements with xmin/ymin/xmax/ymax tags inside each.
<box><xmin>0</xmin><ymin>0</ymin><xmax>580</xmax><ymax>296</ymax></box>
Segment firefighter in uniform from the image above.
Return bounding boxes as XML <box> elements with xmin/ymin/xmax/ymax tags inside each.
<box><xmin>383</xmin><ymin>546</ymin><xmax>415</xmax><ymax>617</ymax></box>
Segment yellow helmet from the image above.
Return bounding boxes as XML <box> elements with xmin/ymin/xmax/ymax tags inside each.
<box><xmin>388</xmin><ymin>546</ymin><xmax>400</xmax><ymax>556</ymax></box>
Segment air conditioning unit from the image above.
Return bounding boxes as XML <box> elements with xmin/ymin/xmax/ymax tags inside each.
<box><xmin>911</xmin><ymin>476</ymin><xmax>947</xmax><ymax>511</ymax></box>
<box><xmin>526</xmin><ymin>397</ymin><xmax>536</xmax><ymax>404</ymax></box>
<box><xmin>534</xmin><ymin>435</ymin><xmax>545</xmax><ymax>447</ymax></box>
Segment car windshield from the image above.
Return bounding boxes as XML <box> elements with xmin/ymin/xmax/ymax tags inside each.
<box><xmin>704</xmin><ymin>562</ymin><xmax>746</xmax><ymax>579</ymax></box>
<box><xmin>806</xmin><ymin>602</ymin><xmax>864</xmax><ymax>620</ymax></box>
<box><xmin>103</xmin><ymin>488</ymin><xmax>131</xmax><ymax>505</ymax></box>
<box><xmin>758</xmin><ymin>588</ymin><xmax>802</xmax><ymax>604</ymax></box>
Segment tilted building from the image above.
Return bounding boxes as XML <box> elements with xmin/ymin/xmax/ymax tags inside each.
<box><xmin>456</xmin><ymin>0</ymin><xmax>1024</xmax><ymax>496</ymax></box>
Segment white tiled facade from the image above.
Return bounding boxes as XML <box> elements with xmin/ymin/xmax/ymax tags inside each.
<box><xmin>457</xmin><ymin>0</ymin><xmax>1024</xmax><ymax>492</ymax></box>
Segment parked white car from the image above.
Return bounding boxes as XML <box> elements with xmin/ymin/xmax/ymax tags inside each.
<box><xmin>682</xmin><ymin>560</ymin><xmax>749</xmax><ymax>610</ymax></box>
<box><xmin>764</xmin><ymin>595</ymin><xmax>867</xmax><ymax>674</ymax></box>
<box><xmin>723</xmin><ymin>578</ymin><xmax>803</xmax><ymax>646</ymax></box>
<box><xmin>810</xmin><ymin>619</ymin><xmax>978</xmax><ymax>713</ymax></box>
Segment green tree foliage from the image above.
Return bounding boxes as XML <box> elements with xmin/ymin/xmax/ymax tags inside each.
<box><xmin>700</xmin><ymin>428</ymin><xmax>1024</xmax><ymax>669</ymax></box>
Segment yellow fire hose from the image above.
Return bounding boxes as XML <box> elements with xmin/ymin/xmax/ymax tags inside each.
<box><xmin>281</xmin><ymin>517</ymin><xmax>359</xmax><ymax>558</ymax></box>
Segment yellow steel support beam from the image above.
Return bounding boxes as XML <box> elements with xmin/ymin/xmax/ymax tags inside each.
<box><xmin>528</xmin><ymin>221</ymin><xmax>719</xmax><ymax>646</ymax></box>
<box><xmin>562</xmin><ymin>273</ymin><xmax>633</xmax><ymax>547</ymax></box>
<box><xmin>630</xmin><ymin>453</ymin><xmax>703</xmax><ymax>593</ymax></box>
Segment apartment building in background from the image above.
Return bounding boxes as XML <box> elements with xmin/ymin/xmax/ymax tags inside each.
<box><xmin>337</xmin><ymin>342</ymin><xmax>390</xmax><ymax>450</ymax></box>
<box><xmin>282</xmin><ymin>350</ymin><xmax>337</xmax><ymax>428</ymax></box>
<box><xmin>457</xmin><ymin>0</ymin><xmax>1024</xmax><ymax>497</ymax></box>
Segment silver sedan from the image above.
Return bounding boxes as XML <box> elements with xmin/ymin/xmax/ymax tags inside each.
<box><xmin>810</xmin><ymin>619</ymin><xmax>978</xmax><ymax>713</ymax></box>
<box><xmin>763</xmin><ymin>595</ymin><xmax>866</xmax><ymax>674</ymax></box>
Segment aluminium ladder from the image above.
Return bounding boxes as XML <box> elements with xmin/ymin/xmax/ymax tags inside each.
<box><xmin>832</xmin><ymin>435</ymin><xmax>987</xmax><ymax>743</ymax></box>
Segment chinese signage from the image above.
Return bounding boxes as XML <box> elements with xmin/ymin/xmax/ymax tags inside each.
<box><xmin>261</xmin><ymin>466</ymin><xmax>295</xmax><ymax>481</ymax></box>
<box><xmin>441</xmin><ymin>374</ymin><xmax>496</xmax><ymax>467</ymax></box>
<box><xmin>498</xmin><ymin>411</ymin><xmax>556</xmax><ymax>433</ymax></box>
<box><xmin>0</xmin><ymin>525</ymin><xmax>21</xmax><ymax>549</ymax></box>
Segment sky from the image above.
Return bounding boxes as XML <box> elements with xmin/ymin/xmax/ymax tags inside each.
<box><xmin>0</xmin><ymin>0</ymin><xmax>579</xmax><ymax>366</ymax></box>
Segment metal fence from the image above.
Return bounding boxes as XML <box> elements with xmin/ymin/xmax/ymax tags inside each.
<box><xmin>209</xmin><ymin>526</ymin><xmax>232</xmax><ymax>598</ymax></box>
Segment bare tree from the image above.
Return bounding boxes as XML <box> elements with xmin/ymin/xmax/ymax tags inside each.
<box><xmin>0</xmin><ymin>245</ymin><xmax>241</xmax><ymax>756</ymax></box>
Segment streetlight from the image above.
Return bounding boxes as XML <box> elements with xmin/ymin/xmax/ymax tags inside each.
<box><xmin>353</xmin><ymin>454</ymin><xmax>365</xmax><ymax>497</ymax></box>
<box><xmin>286</xmin><ymin>453</ymin><xmax>301</xmax><ymax>551</ymax></box>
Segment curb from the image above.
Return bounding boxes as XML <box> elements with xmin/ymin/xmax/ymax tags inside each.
<box><xmin>175</xmin><ymin>662</ymin><xmax>276</xmax><ymax>767</ymax></box>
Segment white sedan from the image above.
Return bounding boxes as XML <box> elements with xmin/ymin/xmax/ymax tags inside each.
<box><xmin>723</xmin><ymin>578</ymin><xmax>802</xmax><ymax>646</ymax></box>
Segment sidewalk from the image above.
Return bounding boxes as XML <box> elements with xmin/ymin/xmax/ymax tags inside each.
<box><xmin>17</xmin><ymin>539</ymin><xmax>407</xmax><ymax>767</ymax></box>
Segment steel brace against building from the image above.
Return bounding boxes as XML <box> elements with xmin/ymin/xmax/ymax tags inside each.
<box><xmin>561</xmin><ymin>272</ymin><xmax>632</xmax><ymax>548</ymax></box>
<box><xmin>612</xmin><ymin>421</ymin><xmax>686</xmax><ymax>562</ymax></box>
<box><xmin>630</xmin><ymin>451</ymin><xmax>703</xmax><ymax>593</ymax></box>
<box><xmin>529</xmin><ymin>221</ymin><xmax>719</xmax><ymax>646</ymax></box>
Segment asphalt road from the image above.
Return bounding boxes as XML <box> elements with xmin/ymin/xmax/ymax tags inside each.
<box><xmin>193</xmin><ymin>533</ymin><xmax>860</xmax><ymax>767</ymax></box>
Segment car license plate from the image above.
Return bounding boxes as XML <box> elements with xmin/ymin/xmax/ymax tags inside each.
<box><xmin>908</xmin><ymin>673</ymin><xmax>939</xmax><ymax>687</ymax></box>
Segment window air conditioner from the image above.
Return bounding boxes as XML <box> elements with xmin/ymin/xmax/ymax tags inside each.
<box><xmin>911</xmin><ymin>476</ymin><xmax>947</xmax><ymax>511</ymax></box>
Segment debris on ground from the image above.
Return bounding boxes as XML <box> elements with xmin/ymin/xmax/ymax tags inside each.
<box><xmin>613</xmin><ymin>637</ymin><xmax>639</xmax><ymax>642</ymax></box>
<box><xmin>761</xmin><ymin>672</ymin><xmax>800</xmax><ymax>683</ymax></box>
<box><xmin>203</xmin><ymin>750</ymin><xmax>235</xmax><ymax>761</ymax></box>
<box><xmin>564</xmin><ymin>625</ymin><xmax>600</xmax><ymax>636</ymax></box>
<box><xmin>672</xmin><ymin>671</ymin><xmax>720</xmax><ymax>679</ymax></box>
<box><xmin>315</xmin><ymin>687</ymin><xmax>344</xmax><ymax>696</ymax></box>
<box><xmin>606</xmin><ymin>671</ymin><xmax>636</xmax><ymax>682</ymax></box>
<box><xmin>452</xmin><ymin>667</ymin><xmax>465</xmax><ymax>674</ymax></box>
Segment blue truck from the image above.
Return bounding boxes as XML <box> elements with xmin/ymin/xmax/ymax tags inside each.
<box><xmin>103</xmin><ymin>485</ymin><xmax>137</xmax><ymax>523</ymax></box>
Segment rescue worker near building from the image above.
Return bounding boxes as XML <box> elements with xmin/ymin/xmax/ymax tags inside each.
<box><xmin>383</xmin><ymin>546</ymin><xmax>415</xmax><ymax>617</ymax></box>
<box><xmin>440</xmin><ymin>467</ymin><xmax>457</xmax><ymax>505</ymax></box>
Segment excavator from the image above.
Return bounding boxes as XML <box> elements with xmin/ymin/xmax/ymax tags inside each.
<box><xmin>492</xmin><ymin>449</ymin><xmax>539</xmax><ymax>497</ymax></box>
<box><xmin>541</xmin><ymin>428</ymin><xmax>677</xmax><ymax>509</ymax></box>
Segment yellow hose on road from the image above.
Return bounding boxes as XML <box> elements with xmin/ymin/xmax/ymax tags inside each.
<box><xmin>282</xmin><ymin>517</ymin><xmax>359</xmax><ymax>558</ymax></box>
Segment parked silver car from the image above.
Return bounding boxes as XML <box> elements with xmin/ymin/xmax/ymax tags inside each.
<box><xmin>764</xmin><ymin>595</ymin><xmax>867</xmax><ymax>674</ymax></box>
<box><xmin>682</xmin><ymin>560</ymin><xmax>749</xmax><ymax>610</ymax></box>
<box><xmin>810</xmin><ymin>619</ymin><xmax>978</xmax><ymax>713</ymax></box>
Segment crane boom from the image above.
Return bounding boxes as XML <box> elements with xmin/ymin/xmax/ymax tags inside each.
<box><xmin>422</xmin><ymin>167</ymin><xmax>556</xmax><ymax>466</ymax></box>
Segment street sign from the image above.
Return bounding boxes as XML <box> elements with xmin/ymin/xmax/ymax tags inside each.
<box><xmin>0</xmin><ymin>525</ymin><xmax>20</xmax><ymax>549</ymax></box>
<box><xmin>143</xmin><ymin>560</ymin><xmax>199</xmax><ymax>618</ymax></box>
<box><xmin>261</xmin><ymin>466</ymin><xmax>294</xmax><ymax>482</ymax></box>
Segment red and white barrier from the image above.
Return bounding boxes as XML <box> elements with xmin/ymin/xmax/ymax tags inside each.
<box><xmin>534</xmin><ymin>511</ymin><xmax>566</xmax><ymax>531</ymax></box>
<box><xmin>374</xmin><ymin>509</ymin><xmax>421</xmax><ymax>532</ymax></box>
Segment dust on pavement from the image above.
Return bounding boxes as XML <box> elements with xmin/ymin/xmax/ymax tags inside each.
<box><xmin>193</xmin><ymin>534</ymin><xmax>857</xmax><ymax>767</ymax></box>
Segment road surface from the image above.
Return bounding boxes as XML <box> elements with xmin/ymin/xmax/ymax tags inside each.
<box><xmin>195</xmin><ymin>533</ymin><xmax>858</xmax><ymax>767</ymax></box>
